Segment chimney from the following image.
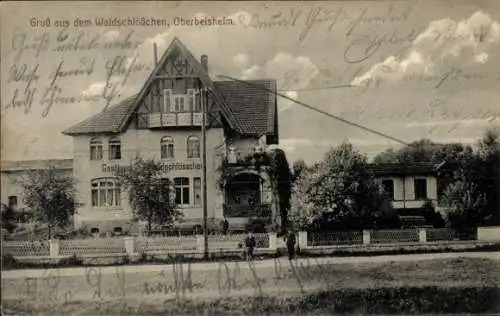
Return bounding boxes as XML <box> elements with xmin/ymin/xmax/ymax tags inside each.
<box><xmin>153</xmin><ymin>43</ymin><xmax>158</xmax><ymax>66</ymax></box>
<box><xmin>201</xmin><ymin>54</ymin><xmax>208</xmax><ymax>72</ymax></box>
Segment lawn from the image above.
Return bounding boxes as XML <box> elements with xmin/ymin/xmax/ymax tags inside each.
<box><xmin>2</xmin><ymin>256</ymin><xmax>499</xmax><ymax>315</ymax></box>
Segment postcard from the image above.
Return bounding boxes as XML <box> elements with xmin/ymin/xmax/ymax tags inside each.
<box><xmin>1</xmin><ymin>1</ymin><xmax>499</xmax><ymax>315</ymax></box>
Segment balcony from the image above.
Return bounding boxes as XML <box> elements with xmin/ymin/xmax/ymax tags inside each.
<box><xmin>137</xmin><ymin>112</ymin><xmax>207</xmax><ymax>129</ymax></box>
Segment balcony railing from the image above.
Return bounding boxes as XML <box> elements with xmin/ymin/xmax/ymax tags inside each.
<box><xmin>137</xmin><ymin>112</ymin><xmax>207</xmax><ymax>128</ymax></box>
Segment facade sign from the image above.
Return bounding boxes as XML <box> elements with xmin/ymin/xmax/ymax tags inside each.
<box><xmin>102</xmin><ymin>162</ymin><xmax>202</xmax><ymax>175</ymax></box>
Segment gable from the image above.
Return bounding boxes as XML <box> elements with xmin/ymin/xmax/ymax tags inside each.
<box><xmin>119</xmin><ymin>37</ymin><xmax>243</xmax><ymax>133</ymax></box>
<box><xmin>156</xmin><ymin>45</ymin><xmax>197</xmax><ymax>77</ymax></box>
<box><xmin>62</xmin><ymin>38</ymin><xmax>278</xmax><ymax>141</ymax></box>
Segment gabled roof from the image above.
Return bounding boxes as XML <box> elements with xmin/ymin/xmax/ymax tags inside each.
<box><xmin>119</xmin><ymin>37</ymin><xmax>243</xmax><ymax>133</ymax></box>
<box><xmin>63</xmin><ymin>96</ymin><xmax>136</xmax><ymax>135</ymax></box>
<box><xmin>63</xmin><ymin>37</ymin><xmax>278</xmax><ymax>137</ymax></box>
<box><xmin>214</xmin><ymin>80</ymin><xmax>277</xmax><ymax>135</ymax></box>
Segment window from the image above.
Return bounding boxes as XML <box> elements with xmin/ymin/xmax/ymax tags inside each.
<box><xmin>174</xmin><ymin>177</ymin><xmax>190</xmax><ymax>206</ymax></box>
<box><xmin>194</xmin><ymin>177</ymin><xmax>201</xmax><ymax>207</ymax></box>
<box><xmin>161</xmin><ymin>136</ymin><xmax>174</xmax><ymax>159</ymax></box>
<box><xmin>187</xmin><ymin>136</ymin><xmax>200</xmax><ymax>158</ymax></box>
<box><xmin>8</xmin><ymin>196</ymin><xmax>18</xmax><ymax>208</ymax></box>
<box><xmin>381</xmin><ymin>179</ymin><xmax>395</xmax><ymax>201</ymax></box>
<box><xmin>414</xmin><ymin>178</ymin><xmax>428</xmax><ymax>200</ymax></box>
<box><xmin>90</xmin><ymin>138</ymin><xmax>103</xmax><ymax>160</ymax></box>
<box><xmin>164</xmin><ymin>89</ymin><xmax>196</xmax><ymax>113</ymax></box>
<box><xmin>108</xmin><ymin>137</ymin><xmax>122</xmax><ymax>160</ymax></box>
<box><xmin>174</xmin><ymin>96</ymin><xmax>185</xmax><ymax>112</ymax></box>
<box><xmin>91</xmin><ymin>178</ymin><xmax>121</xmax><ymax>207</ymax></box>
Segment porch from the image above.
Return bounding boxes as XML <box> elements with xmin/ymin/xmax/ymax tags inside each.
<box><xmin>220</xmin><ymin>170</ymin><xmax>276</xmax><ymax>229</ymax></box>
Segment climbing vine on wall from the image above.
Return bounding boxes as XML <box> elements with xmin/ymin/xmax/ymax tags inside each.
<box><xmin>216</xmin><ymin>149</ymin><xmax>293</xmax><ymax>233</ymax></box>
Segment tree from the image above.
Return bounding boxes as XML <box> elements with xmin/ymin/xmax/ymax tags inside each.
<box><xmin>373</xmin><ymin>139</ymin><xmax>476</xmax><ymax>166</ymax></box>
<box><xmin>292</xmin><ymin>159</ymin><xmax>307</xmax><ymax>182</ymax></box>
<box><xmin>21</xmin><ymin>167</ymin><xmax>78</xmax><ymax>239</ymax></box>
<box><xmin>267</xmin><ymin>149</ymin><xmax>293</xmax><ymax>234</ymax></box>
<box><xmin>440</xmin><ymin>180</ymin><xmax>487</xmax><ymax>229</ymax></box>
<box><xmin>290</xmin><ymin>142</ymin><xmax>396</xmax><ymax>231</ymax></box>
<box><xmin>117</xmin><ymin>158</ymin><xmax>182</xmax><ymax>235</ymax></box>
<box><xmin>476</xmin><ymin>129</ymin><xmax>500</xmax><ymax>225</ymax></box>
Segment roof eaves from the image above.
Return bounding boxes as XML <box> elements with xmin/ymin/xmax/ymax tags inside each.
<box><xmin>62</xmin><ymin>95</ymin><xmax>136</xmax><ymax>136</ymax></box>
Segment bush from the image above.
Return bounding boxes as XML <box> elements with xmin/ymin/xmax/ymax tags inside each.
<box><xmin>2</xmin><ymin>253</ymin><xmax>18</xmax><ymax>270</ymax></box>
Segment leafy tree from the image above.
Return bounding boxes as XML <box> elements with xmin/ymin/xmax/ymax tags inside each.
<box><xmin>117</xmin><ymin>158</ymin><xmax>182</xmax><ymax>235</ymax></box>
<box><xmin>440</xmin><ymin>180</ymin><xmax>487</xmax><ymax>229</ymax></box>
<box><xmin>21</xmin><ymin>167</ymin><xmax>78</xmax><ymax>239</ymax></box>
<box><xmin>290</xmin><ymin>142</ymin><xmax>396</xmax><ymax>231</ymax></box>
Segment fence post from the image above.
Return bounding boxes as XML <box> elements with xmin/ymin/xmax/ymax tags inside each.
<box><xmin>363</xmin><ymin>230</ymin><xmax>371</xmax><ymax>245</ymax></box>
<box><xmin>419</xmin><ymin>228</ymin><xmax>427</xmax><ymax>242</ymax></box>
<box><xmin>124</xmin><ymin>237</ymin><xmax>135</xmax><ymax>255</ymax></box>
<box><xmin>196</xmin><ymin>235</ymin><xmax>205</xmax><ymax>254</ymax></box>
<box><xmin>268</xmin><ymin>232</ymin><xmax>277</xmax><ymax>251</ymax></box>
<box><xmin>49</xmin><ymin>239</ymin><xmax>59</xmax><ymax>257</ymax></box>
<box><xmin>298</xmin><ymin>231</ymin><xmax>308</xmax><ymax>249</ymax></box>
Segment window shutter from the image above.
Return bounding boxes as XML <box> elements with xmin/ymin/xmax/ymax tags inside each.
<box><xmin>188</xmin><ymin>89</ymin><xmax>194</xmax><ymax>111</ymax></box>
<box><xmin>164</xmin><ymin>89</ymin><xmax>172</xmax><ymax>113</ymax></box>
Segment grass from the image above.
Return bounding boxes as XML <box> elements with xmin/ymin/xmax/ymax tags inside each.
<box><xmin>2</xmin><ymin>256</ymin><xmax>499</xmax><ymax>315</ymax></box>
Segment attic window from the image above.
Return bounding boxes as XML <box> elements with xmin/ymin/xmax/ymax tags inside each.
<box><xmin>164</xmin><ymin>89</ymin><xmax>196</xmax><ymax>113</ymax></box>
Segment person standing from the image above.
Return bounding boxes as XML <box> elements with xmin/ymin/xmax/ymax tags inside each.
<box><xmin>244</xmin><ymin>231</ymin><xmax>256</xmax><ymax>260</ymax></box>
<box><xmin>285</xmin><ymin>230</ymin><xmax>296</xmax><ymax>260</ymax></box>
<box><xmin>222</xmin><ymin>217</ymin><xmax>229</xmax><ymax>235</ymax></box>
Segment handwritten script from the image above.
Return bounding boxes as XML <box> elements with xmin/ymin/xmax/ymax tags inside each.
<box><xmin>12</xmin><ymin>256</ymin><xmax>340</xmax><ymax>313</ymax></box>
<box><xmin>5</xmin><ymin>26</ymin><xmax>153</xmax><ymax>117</ymax></box>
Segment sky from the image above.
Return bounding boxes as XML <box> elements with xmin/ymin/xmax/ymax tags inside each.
<box><xmin>1</xmin><ymin>0</ymin><xmax>499</xmax><ymax>165</ymax></box>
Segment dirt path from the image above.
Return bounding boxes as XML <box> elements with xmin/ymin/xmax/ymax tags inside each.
<box><xmin>3</xmin><ymin>251</ymin><xmax>499</xmax><ymax>279</ymax></box>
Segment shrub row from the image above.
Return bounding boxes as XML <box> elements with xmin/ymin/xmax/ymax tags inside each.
<box><xmin>135</xmin><ymin>286</ymin><xmax>500</xmax><ymax>315</ymax></box>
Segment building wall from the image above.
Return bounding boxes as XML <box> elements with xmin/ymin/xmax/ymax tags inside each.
<box><xmin>376</xmin><ymin>175</ymin><xmax>438</xmax><ymax>209</ymax></box>
<box><xmin>1</xmin><ymin>169</ymin><xmax>72</xmax><ymax>211</ymax></box>
<box><xmin>228</xmin><ymin>137</ymin><xmax>261</xmax><ymax>160</ymax></box>
<box><xmin>72</xmin><ymin>125</ymin><xmax>231</xmax><ymax>233</ymax></box>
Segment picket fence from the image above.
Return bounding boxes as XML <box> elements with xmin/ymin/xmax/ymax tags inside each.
<box><xmin>2</xmin><ymin>227</ymin><xmax>496</xmax><ymax>258</ymax></box>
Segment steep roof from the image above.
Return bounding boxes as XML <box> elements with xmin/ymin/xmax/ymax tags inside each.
<box><xmin>63</xmin><ymin>38</ymin><xmax>277</xmax><ymax>137</ymax></box>
<box><xmin>63</xmin><ymin>96</ymin><xmax>136</xmax><ymax>135</ymax></box>
<box><xmin>214</xmin><ymin>80</ymin><xmax>277</xmax><ymax>135</ymax></box>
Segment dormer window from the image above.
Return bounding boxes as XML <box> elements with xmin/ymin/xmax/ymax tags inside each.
<box><xmin>163</xmin><ymin>89</ymin><xmax>196</xmax><ymax>113</ymax></box>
